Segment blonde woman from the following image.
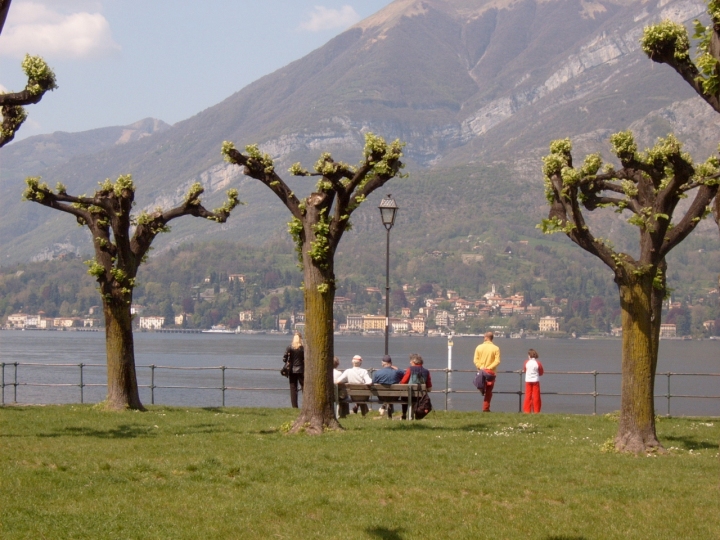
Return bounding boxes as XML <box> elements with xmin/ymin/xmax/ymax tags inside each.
<box><xmin>284</xmin><ymin>332</ymin><xmax>305</xmax><ymax>407</ymax></box>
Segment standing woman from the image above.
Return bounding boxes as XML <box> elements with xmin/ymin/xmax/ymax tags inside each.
<box><xmin>285</xmin><ymin>332</ymin><xmax>305</xmax><ymax>408</ymax></box>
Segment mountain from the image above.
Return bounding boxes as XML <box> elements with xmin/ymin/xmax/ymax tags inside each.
<box><xmin>2</xmin><ymin>118</ymin><xmax>170</xmax><ymax>181</ymax></box>
<box><xmin>1</xmin><ymin>0</ymin><xmax>719</xmax><ymax>265</ymax></box>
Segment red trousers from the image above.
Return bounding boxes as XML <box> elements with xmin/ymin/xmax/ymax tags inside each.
<box><xmin>482</xmin><ymin>380</ymin><xmax>494</xmax><ymax>411</ymax></box>
<box><xmin>523</xmin><ymin>382</ymin><xmax>541</xmax><ymax>413</ymax></box>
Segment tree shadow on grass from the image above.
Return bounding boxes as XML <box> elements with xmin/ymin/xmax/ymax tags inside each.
<box><xmin>347</xmin><ymin>421</ymin><xmax>493</xmax><ymax>433</ymax></box>
<box><xmin>544</xmin><ymin>536</ymin><xmax>587</xmax><ymax>540</ymax></box>
<box><xmin>663</xmin><ymin>435</ymin><xmax>718</xmax><ymax>450</ymax></box>
<box><xmin>365</xmin><ymin>526</ymin><xmax>405</xmax><ymax>540</ymax></box>
<box><xmin>201</xmin><ymin>407</ymin><xmax>276</xmax><ymax>416</ymax></box>
<box><xmin>37</xmin><ymin>424</ymin><xmax>157</xmax><ymax>439</ymax></box>
<box><xmin>34</xmin><ymin>422</ymin><xmax>240</xmax><ymax>439</ymax></box>
<box><xmin>179</xmin><ymin>423</ymin><xmax>244</xmax><ymax>435</ymax></box>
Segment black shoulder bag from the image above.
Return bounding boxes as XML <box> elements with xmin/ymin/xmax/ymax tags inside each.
<box><xmin>412</xmin><ymin>371</ymin><xmax>432</xmax><ymax>419</ymax></box>
<box><xmin>280</xmin><ymin>351</ymin><xmax>291</xmax><ymax>377</ymax></box>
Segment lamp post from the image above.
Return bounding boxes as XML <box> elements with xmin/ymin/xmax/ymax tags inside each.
<box><xmin>379</xmin><ymin>194</ymin><xmax>398</xmax><ymax>356</ymax></box>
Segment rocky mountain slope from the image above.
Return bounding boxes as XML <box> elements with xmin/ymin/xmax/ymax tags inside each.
<box><xmin>1</xmin><ymin>0</ymin><xmax>719</xmax><ymax>264</ymax></box>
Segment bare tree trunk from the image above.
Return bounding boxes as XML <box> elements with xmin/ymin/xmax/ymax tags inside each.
<box><xmin>103</xmin><ymin>299</ymin><xmax>144</xmax><ymax>410</ymax></box>
<box><xmin>615</xmin><ymin>275</ymin><xmax>663</xmax><ymax>453</ymax></box>
<box><xmin>290</xmin><ymin>257</ymin><xmax>341</xmax><ymax>434</ymax></box>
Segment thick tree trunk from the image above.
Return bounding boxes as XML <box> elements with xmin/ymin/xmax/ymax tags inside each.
<box><xmin>290</xmin><ymin>258</ymin><xmax>341</xmax><ymax>434</ymax></box>
<box><xmin>615</xmin><ymin>275</ymin><xmax>663</xmax><ymax>453</ymax></box>
<box><xmin>103</xmin><ymin>299</ymin><xmax>144</xmax><ymax>410</ymax></box>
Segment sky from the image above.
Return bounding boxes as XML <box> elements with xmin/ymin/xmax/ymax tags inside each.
<box><xmin>0</xmin><ymin>0</ymin><xmax>394</xmax><ymax>140</ymax></box>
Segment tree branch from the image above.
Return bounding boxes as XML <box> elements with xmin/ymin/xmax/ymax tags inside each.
<box><xmin>548</xmin><ymin>173</ymin><xmax>624</xmax><ymax>272</ymax></box>
<box><xmin>224</xmin><ymin>146</ymin><xmax>302</xmax><ymax>219</ymax></box>
<box><xmin>0</xmin><ymin>54</ymin><xmax>57</xmax><ymax>147</ymax></box>
<box><xmin>642</xmin><ymin>18</ymin><xmax>720</xmax><ymax>113</ymax></box>
<box><xmin>0</xmin><ymin>89</ymin><xmax>46</xmax><ymax>107</ymax></box>
<box><xmin>0</xmin><ymin>0</ymin><xmax>11</xmax><ymax>36</ymax></box>
<box><xmin>660</xmin><ymin>184</ymin><xmax>719</xmax><ymax>258</ymax></box>
<box><xmin>131</xmin><ymin>184</ymin><xmax>239</xmax><ymax>262</ymax></box>
<box><xmin>23</xmin><ymin>179</ymin><xmax>92</xmax><ymax>225</ymax></box>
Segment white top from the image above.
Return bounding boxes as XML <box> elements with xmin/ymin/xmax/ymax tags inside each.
<box><xmin>523</xmin><ymin>358</ymin><xmax>543</xmax><ymax>383</ymax></box>
<box><xmin>333</xmin><ymin>369</ymin><xmax>346</xmax><ymax>384</ymax></box>
<box><xmin>341</xmin><ymin>366</ymin><xmax>372</xmax><ymax>384</ymax></box>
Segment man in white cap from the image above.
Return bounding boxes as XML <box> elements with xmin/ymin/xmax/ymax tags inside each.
<box><xmin>340</xmin><ymin>355</ymin><xmax>372</xmax><ymax>415</ymax></box>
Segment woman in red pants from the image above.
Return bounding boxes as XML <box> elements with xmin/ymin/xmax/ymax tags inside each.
<box><xmin>522</xmin><ymin>349</ymin><xmax>544</xmax><ymax>413</ymax></box>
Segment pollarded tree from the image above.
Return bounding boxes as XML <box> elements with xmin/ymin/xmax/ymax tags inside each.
<box><xmin>541</xmin><ymin>132</ymin><xmax>719</xmax><ymax>453</ymax></box>
<box><xmin>641</xmin><ymin>1</ymin><xmax>720</xmax><ymax>114</ymax></box>
<box><xmin>23</xmin><ymin>175</ymin><xmax>240</xmax><ymax>410</ymax></box>
<box><xmin>641</xmin><ymin>1</ymin><xmax>720</xmax><ymax>231</ymax></box>
<box><xmin>221</xmin><ymin>134</ymin><xmax>405</xmax><ymax>434</ymax></box>
<box><xmin>0</xmin><ymin>0</ymin><xmax>57</xmax><ymax>147</ymax></box>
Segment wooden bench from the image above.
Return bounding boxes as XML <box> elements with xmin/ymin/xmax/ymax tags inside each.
<box><xmin>335</xmin><ymin>383</ymin><xmax>427</xmax><ymax>420</ymax></box>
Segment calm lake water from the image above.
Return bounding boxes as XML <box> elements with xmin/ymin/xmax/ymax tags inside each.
<box><xmin>1</xmin><ymin>331</ymin><xmax>718</xmax><ymax>416</ymax></box>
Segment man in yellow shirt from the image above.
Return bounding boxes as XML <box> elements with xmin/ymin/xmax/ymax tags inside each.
<box><xmin>473</xmin><ymin>331</ymin><xmax>501</xmax><ymax>412</ymax></box>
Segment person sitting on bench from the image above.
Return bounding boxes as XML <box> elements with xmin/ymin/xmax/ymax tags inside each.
<box><xmin>340</xmin><ymin>355</ymin><xmax>372</xmax><ymax>416</ymax></box>
<box><xmin>399</xmin><ymin>354</ymin><xmax>432</xmax><ymax>420</ymax></box>
<box><xmin>333</xmin><ymin>356</ymin><xmax>350</xmax><ymax>418</ymax></box>
<box><xmin>371</xmin><ymin>355</ymin><xmax>404</xmax><ymax>419</ymax></box>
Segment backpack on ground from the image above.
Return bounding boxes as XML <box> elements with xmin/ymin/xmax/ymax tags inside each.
<box><xmin>413</xmin><ymin>391</ymin><xmax>432</xmax><ymax>419</ymax></box>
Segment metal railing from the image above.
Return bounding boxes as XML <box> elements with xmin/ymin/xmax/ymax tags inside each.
<box><xmin>442</xmin><ymin>369</ymin><xmax>720</xmax><ymax>416</ymax></box>
<box><xmin>2</xmin><ymin>362</ymin><xmax>719</xmax><ymax>415</ymax></box>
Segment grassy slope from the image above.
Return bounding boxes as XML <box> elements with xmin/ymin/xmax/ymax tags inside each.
<box><xmin>1</xmin><ymin>406</ymin><xmax>718</xmax><ymax>539</ymax></box>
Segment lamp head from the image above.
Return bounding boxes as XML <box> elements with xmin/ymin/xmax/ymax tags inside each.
<box><xmin>379</xmin><ymin>194</ymin><xmax>398</xmax><ymax>231</ymax></box>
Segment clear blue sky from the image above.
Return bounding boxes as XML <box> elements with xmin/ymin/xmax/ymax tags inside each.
<box><xmin>0</xmin><ymin>0</ymin><xmax>393</xmax><ymax>140</ymax></box>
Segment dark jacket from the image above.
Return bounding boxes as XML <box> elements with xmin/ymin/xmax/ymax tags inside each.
<box><xmin>284</xmin><ymin>346</ymin><xmax>304</xmax><ymax>374</ymax></box>
<box><xmin>372</xmin><ymin>367</ymin><xmax>405</xmax><ymax>385</ymax></box>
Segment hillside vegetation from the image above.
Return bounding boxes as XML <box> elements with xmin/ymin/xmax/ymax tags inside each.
<box><xmin>3</xmin><ymin>163</ymin><xmax>719</xmax><ymax>336</ymax></box>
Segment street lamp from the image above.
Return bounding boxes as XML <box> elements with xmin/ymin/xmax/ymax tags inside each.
<box><xmin>379</xmin><ymin>194</ymin><xmax>398</xmax><ymax>355</ymax></box>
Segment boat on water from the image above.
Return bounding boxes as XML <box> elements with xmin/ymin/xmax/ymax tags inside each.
<box><xmin>201</xmin><ymin>325</ymin><xmax>235</xmax><ymax>334</ymax></box>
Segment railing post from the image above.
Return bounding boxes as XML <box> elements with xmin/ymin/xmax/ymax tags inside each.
<box><xmin>150</xmin><ymin>364</ymin><xmax>155</xmax><ymax>405</ymax></box>
<box><xmin>79</xmin><ymin>363</ymin><xmax>84</xmax><ymax>404</ymax></box>
<box><xmin>13</xmin><ymin>362</ymin><xmax>18</xmax><ymax>403</ymax></box>
<box><xmin>593</xmin><ymin>370</ymin><xmax>598</xmax><ymax>415</ymax></box>
<box><xmin>1</xmin><ymin>362</ymin><xmax>5</xmax><ymax>406</ymax></box>
<box><xmin>221</xmin><ymin>366</ymin><xmax>226</xmax><ymax>407</ymax></box>
<box><xmin>667</xmin><ymin>372</ymin><xmax>671</xmax><ymax>417</ymax></box>
<box><xmin>445</xmin><ymin>369</ymin><xmax>449</xmax><ymax>412</ymax></box>
<box><xmin>518</xmin><ymin>370</ymin><xmax>523</xmax><ymax>413</ymax></box>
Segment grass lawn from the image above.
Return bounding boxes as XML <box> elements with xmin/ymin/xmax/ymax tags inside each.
<box><xmin>1</xmin><ymin>405</ymin><xmax>718</xmax><ymax>539</ymax></box>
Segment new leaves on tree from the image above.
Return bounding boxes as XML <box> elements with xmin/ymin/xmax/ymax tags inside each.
<box><xmin>222</xmin><ymin>133</ymin><xmax>405</xmax><ymax>289</ymax></box>
<box><xmin>540</xmin><ymin>132</ymin><xmax>720</xmax><ymax>453</ymax></box>
<box><xmin>641</xmin><ymin>1</ymin><xmax>720</xmax><ymax>112</ymax></box>
<box><xmin>23</xmin><ymin>174</ymin><xmax>240</xmax><ymax>410</ymax></box>
<box><xmin>0</xmin><ymin>0</ymin><xmax>57</xmax><ymax>147</ymax></box>
<box><xmin>540</xmin><ymin>132</ymin><xmax>719</xmax><ymax>280</ymax></box>
<box><xmin>23</xmin><ymin>175</ymin><xmax>240</xmax><ymax>304</ymax></box>
<box><xmin>221</xmin><ymin>133</ymin><xmax>405</xmax><ymax>434</ymax></box>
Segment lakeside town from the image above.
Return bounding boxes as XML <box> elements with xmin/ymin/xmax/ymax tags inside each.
<box><xmin>5</xmin><ymin>278</ymin><xmax>716</xmax><ymax>340</ymax></box>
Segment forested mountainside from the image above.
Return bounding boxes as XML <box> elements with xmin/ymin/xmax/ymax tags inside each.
<box><xmin>2</xmin><ymin>217</ymin><xmax>717</xmax><ymax>336</ymax></box>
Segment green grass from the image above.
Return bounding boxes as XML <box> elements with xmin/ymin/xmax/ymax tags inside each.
<box><xmin>1</xmin><ymin>406</ymin><xmax>718</xmax><ymax>539</ymax></box>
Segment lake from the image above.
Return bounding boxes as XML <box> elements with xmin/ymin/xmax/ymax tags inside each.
<box><xmin>1</xmin><ymin>331</ymin><xmax>718</xmax><ymax>416</ymax></box>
